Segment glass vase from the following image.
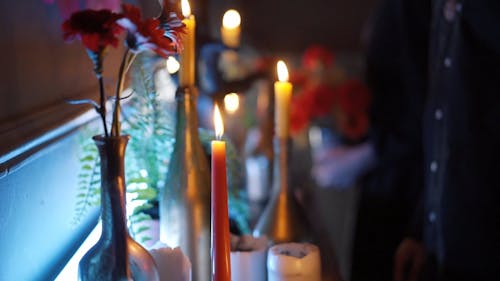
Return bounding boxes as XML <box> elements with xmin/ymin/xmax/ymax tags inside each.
<box><xmin>78</xmin><ymin>135</ymin><xmax>159</xmax><ymax>281</ymax></box>
<box><xmin>159</xmin><ymin>86</ymin><xmax>211</xmax><ymax>281</ymax></box>
<box><xmin>253</xmin><ymin>137</ymin><xmax>313</xmax><ymax>244</ymax></box>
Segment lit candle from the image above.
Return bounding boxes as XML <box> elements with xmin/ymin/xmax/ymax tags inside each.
<box><xmin>179</xmin><ymin>0</ymin><xmax>195</xmax><ymax>87</ymax></box>
<box><xmin>211</xmin><ymin>105</ymin><xmax>231</xmax><ymax>281</ymax></box>
<box><xmin>221</xmin><ymin>9</ymin><xmax>241</xmax><ymax>48</ymax></box>
<box><xmin>274</xmin><ymin>60</ymin><xmax>293</xmax><ymax>138</ymax></box>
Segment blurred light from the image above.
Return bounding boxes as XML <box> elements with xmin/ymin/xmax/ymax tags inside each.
<box><xmin>222</xmin><ymin>9</ymin><xmax>241</xmax><ymax>29</ymax></box>
<box><xmin>224</xmin><ymin>92</ymin><xmax>240</xmax><ymax>114</ymax></box>
<box><xmin>166</xmin><ymin>56</ymin><xmax>180</xmax><ymax>74</ymax></box>
<box><xmin>277</xmin><ymin>60</ymin><xmax>289</xmax><ymax>82</ymax></box>
<box><xmin>154</xmin><ymin>68</ymin><xmax>176</xmax><ymax>102</ymax></box>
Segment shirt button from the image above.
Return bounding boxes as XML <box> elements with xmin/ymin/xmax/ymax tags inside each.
<box><xmin>429</xmin><ymin>212</ymin><xmax>437</xmax><ymax>223</ymax></box>
<box><xmin>430</xmin><ymin>161</ymin><xmax>438</xmax><ymax>173</ymax></box>
<box><xmin>435</xmin><ymin>109</ymin><xmax>443</xmax><ymax>120</ymax></box>
<box><xmin>444</xmin><ymin>57</ymin><xmax>452</xmax><ymax>68</ymax></box>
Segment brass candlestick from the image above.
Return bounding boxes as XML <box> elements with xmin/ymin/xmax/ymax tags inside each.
<box><xmin>253</xmin><ymin>137</ymin><xmax>313</xmax><ymax>244</ymax></box>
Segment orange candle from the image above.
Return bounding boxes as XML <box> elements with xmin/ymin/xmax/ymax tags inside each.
<box><xmin>211</xmin><ymin>105</ymin><xmax>231</xmax><ymax>281</ymax></box>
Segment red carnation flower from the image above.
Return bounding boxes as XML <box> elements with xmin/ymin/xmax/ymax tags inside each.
<box><xmin>309</xmin><ymin>85</ymin><xmax>338</xmax><ymax>117</ymax></box>
<box><xmin>290</xmin><ymin>92</ymin><xmax>314</xmax><ymax>133</ymax></box>
<box><xmin>336</xmin><ymin>79</ymin><xmax>371</xmax><ymax>115</ymax></box>
<box><xmin>62</xmin><ymin>9</ymin><xmax>124</xmax><ymax>52</ymax></box>
<box><xmin>118</xmin><ymin>4</ymin><xmax>179</xmax><ymax>57</ymax></box>
<box><xmin>160</xmin><ymin>11</ymin><xmax>186</xmax><ymax>52</ymax></box>
<box><xmin>337</xmin><ymin>113</ymin><xmax>370</xmax><ymax>141</ymax></box>
<box><xmin>302</xmin><ymin>45</ymin><xmax>335</xmax><ymax>71</ymax></box>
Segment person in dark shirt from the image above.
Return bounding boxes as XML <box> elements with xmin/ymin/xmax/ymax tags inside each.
<box><xmin>347</xmin><ymin>0</ymin><xmax>429</xmax><ymax>280</ymax></box>
<box><xmin>389</xmin><ymin>0</ymin><xmax>500</xmax><ymax>280</ymax></box>
<box><xmin>315</xmin><ymin>0</ymin><xmax>500</xmax><ymax>280</ymax></box>
<box><xmin>311</xmin><ymin>1</ymin><xmax>428</xmax><ymax>279</ymax></box>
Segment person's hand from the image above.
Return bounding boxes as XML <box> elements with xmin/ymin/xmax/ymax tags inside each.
<box><xmin>394</xmin><ymin>238</ymin><xmax>425</xmax><ymax>281</ymax></box>
<box><xmin>311</xmin><ymin>142</ymin><xmax>375</xmax><ymax>189</ymax></box>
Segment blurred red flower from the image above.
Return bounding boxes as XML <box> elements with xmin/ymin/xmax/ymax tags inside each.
<box><xmin>302</xmin><ymin>45</ymin><xmax>335</xmax><ymax>71</ymax></box>
<box><xmin>290</xmin><ymin>45</ymin><xmax>371</xmax><ymax>142</ymax></box>
<box><xmin>118</xmin><ymin>4</ymin><xmax>178</xmax><ymax>58</ymax></box>
<box><xmin>61</xmin><ymin>4</ymin><xmax>185</xmax><ymax>137</ymax></box>
<box><xmin>62</xmin><ymin>9</ymin><xmax>124</xmax><ymax>52</ymax></box>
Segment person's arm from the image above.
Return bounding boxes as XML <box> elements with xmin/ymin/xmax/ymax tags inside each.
<box><xmin>312</xmin><ymin>141</ymin><xmax>376</xmax><ymax>189</ymax></box>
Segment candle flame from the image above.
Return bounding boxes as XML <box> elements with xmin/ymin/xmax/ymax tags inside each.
<box><xmin>277</xmin><ymin>60</ymin><xmax>289</xmax><ymax>82</ymax></box>
<box><xmin>222</xmin><ymin>9</ymin><xmax>241</xmax><ymax>29</ymax></box>
<box><xmin>214</xmin><ymin>105</ymin><xmax>224</xmax><ymax>139</ymax></box>
<box><xmin>224</xmin><ymin>92</ymin><xmax>239</xmax><ymax>113</ymax></box>
<box><xmin>181</xmin><ymin>0</ymin><xmax>191</xmax><ymax>18</ymax></box>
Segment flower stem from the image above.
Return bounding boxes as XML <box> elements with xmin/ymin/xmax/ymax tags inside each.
<box><xmin>98</xmin><ymin>75</ymin><xmax>109</xmax><ymax>138</ymax></box>
<box><xmin>111</xmin><ymin>49</ymin><xmax>135</xmax><ymax>137</ymax></box>
<box><xmin>88</xmin><ymin>49</ymin><xmax>109</xmax><ymax>138</ymax></box>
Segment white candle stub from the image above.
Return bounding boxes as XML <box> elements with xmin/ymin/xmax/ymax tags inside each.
<box><xmin>230</xmin><ymin>235</ymin><xmax>268</xmax><ymax>281</ymax></box>
<box><xmin>267</xmin><ymin>243</ymin><xmax>321</xmax><ymax>281</ymax></box>
<box><xmin>149</xmin><ymin>243</ymin><xmax>192</xmax><ymax>281</ymax></box>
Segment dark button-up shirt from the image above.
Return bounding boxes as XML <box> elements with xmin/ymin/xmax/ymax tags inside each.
<box><xmin>422</xmin><ymin>0</ymin><xmax>500</xmax><ymax>279</ymax></box>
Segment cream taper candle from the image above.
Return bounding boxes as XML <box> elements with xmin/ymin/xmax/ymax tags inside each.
<box><xmin>274</xmin><ymin>60</ymin><xmax>293</xmax><ymax>138</ymax></box>
<box><xmin>179</xmin><ymin>0</ymin><xmax>195</xmax><ymax>87</ymax></box>
<box><xmin>221</xmin><ymin>9</ymin><xmax>241</xmax><ymax>48</ymax></box>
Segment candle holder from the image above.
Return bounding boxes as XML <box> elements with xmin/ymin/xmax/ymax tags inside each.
<box><xmin>253</xmin><ymin>137</ymin><xmax>313</xmax><ymax>244</ymax></box>
<box><xmin>159</xmin><ymin>86</ymin><xmax>211</xmax><ymax>281</ymax></box>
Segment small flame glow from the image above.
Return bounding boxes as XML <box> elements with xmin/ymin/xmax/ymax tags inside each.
<box><xmin>181</xmin><ymin>0</ymin><xmax>191</xmax><ymax>18</ymax></box>
<box><xmin>166</xmin><ymin>56</ymin><xmax>180</xmax><ymax>74</ymax></box>
<box><xmin>214</xmin><ymin>105</ymin><xmax>224</xmax><ymax>139</ymax></box>
<box><xmin>224</xmin><ymin>92</ymin><xmax>239</xmax><ymax>113</ymax></box>
<box><xmin>277</xmin><ymin>60</ymin><xmax>289</xmax><ymax>82</ymax></box>
<box><xmin>222</xmin><ymin>9</ymin><xmax>241</xmax><ymax>29</ymax></box>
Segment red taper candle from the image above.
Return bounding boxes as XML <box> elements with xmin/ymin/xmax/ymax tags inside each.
<box><xmin>211</xmin><ymin>105</ymin><xmax>231</xmax><ymax>281</ymax></box>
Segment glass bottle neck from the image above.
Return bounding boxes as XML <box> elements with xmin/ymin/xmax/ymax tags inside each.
<box><xmin>175</xmin><ymin>86</ymin><xmax>200</xmax><ymax>138</ymax></box>
<box><xmin>94</xmin><ymin>136</ymin><xmax>130</xmax><ymax>243</ymax></box>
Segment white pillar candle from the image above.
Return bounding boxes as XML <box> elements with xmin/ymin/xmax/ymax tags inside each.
<box><xmin>267</xmin><ymin>243</ymin><xmax>321</xmax><ymax>281</ymax></box>
<box><xmin>149</xmin><ymin>243</ymin><xmax>192</xmax><ymax>281</ymax></box>
<box><xmin>230</xmin><ymin>235</ymin><xmax>268</xmax><ymax>281</ymax></box>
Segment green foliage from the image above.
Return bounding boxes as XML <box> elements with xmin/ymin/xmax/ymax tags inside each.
<box><xmin>121</xmin><ymin>56</ymin><xmax>176</xmax><ymax>241</ymax></box>
<box><xmin>73</xmin><ymin>53</ymin><xmax>250</xmax><ymax>240</ymax></box>
<box><xmin>72</xmin><ymin>128</ymin><xmax>101</xmax><ymax>226</ymax></box>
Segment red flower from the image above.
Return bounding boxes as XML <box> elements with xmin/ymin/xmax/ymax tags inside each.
<box><xmin>62</xmin><ymin>9</ymin><xmax>124</xmax><ymax>52</ymax></box>
<box><xmin>302</xmin><ymin>45</ymin><xmax>335</xmax><ymax>71</ymax></box>
<box><xmin>336</xmin><ymin>113</ymin><xmax>370</xmax><ymax>141</ymax></box>
<box><xmin>334</xmin><ymin>80</ymin><xmax>372</xmax><ymax>140</ymax></box>
<box><xmin>290</xmin><ymin>92</ymin><xmax>314</xmax><ymax>133</ymax></box>
<box><xmin>336</xmin><ymin>80</ymin><xmax>371</xmax><ymax>115</ymax></box>
<box><xmin>160</xmin><ymin>11</ymin><xmax>187</xmax><ymax>52</ymax></box>
<box><xmin>118</xmin><ymin>4</ymin><xmax>181</xmax><ymax>57</ymax></box>
<box><xmin>309</xmin><ymin>85</ymin><xmax>337</xmax><ymax>117</ymax></box>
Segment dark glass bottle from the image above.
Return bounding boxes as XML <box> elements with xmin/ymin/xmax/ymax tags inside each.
<box><xmin>79</xmin><ymin>135</ymin><xmax>159</xmax><ymax>281</ymax></box>
<box><xmin>159</xmin><ymin>87</ymin><xmax>211</xmax><ymax>281</ymax></box>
